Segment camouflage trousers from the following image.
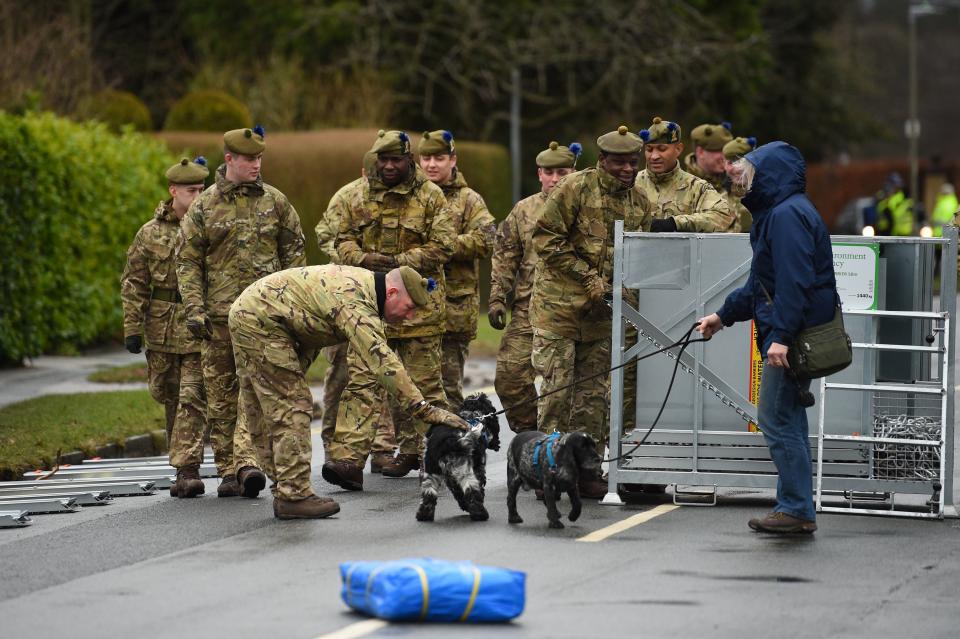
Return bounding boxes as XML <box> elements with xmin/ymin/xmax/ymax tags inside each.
<box><xmin>330</xmin><ymin>334</ymin><xmax>446</xmax><ymax>465</ymax></box>
<box><xmin>319</xmin><ymin>343</ymin><xmax>395</xmax><ymax>457</ymax></box>
<box><xmin>531</xmin><ymin>328</ymin><xmax>609</xmax><ymax>444</ymax></box>
<box><xmin>145</xmin><ymin>349</ymin><xmax>183</xmax><ymax>440</ymax></box>
<box><xmin>166</xmin><ymin>351</ymin><xmax>209</xmax><ymax>470</ymax></box>
<box><xmin>200</xmin><ymin>320</ymin><xmax>239</xmax><ymax>476</ymax></box>
<box><xmin>494</xmin><ymin>309</ymin><xmax>538</xmax><ymax>433</ymax></box>
<box><xmin>440</xmin><ymin>332</ymin><xmax>471</xmax><ymax>411</ymax></box>
<box><xmin>230</xmin><ymin>319</ymin><xmax>318</xmax><ymax>501</ymax></box>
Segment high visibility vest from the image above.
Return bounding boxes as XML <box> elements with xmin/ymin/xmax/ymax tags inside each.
<box><xmin>932</xmin><ymin>193</ymin><xmax>958</xmax><ymax>237</ymax></box>
<box><xmin>888</xmin><ymin>191</ymin><xmax>914</xmax><ymax>236</ymax></box>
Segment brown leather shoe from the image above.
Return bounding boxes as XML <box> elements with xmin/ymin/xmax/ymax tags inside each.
<box><xmin>748</xmin><ymin>511</ymin><xmax>817</xmax><ymax>534</ymax></box>
<box><xmin>237</xmin><ymin>465</ymin><xmax>267</xmax><ymax>498</ymax></box>
<box><xmin>175</xmin><ymin>465</ymin><xmax>205</xmax><ymax>498</ymax></box>
<box><xmin>217</xmin><ymin>474</ymin><xmax>240</xmax><ymax>497</ymax></box>
<box><xmin>274</xmin><ymin>495</ymin><xmax>341</xmax><ymax>520</ymax></box>
<box><xmin>578</xmin><ymin>475</ymin><xmax>608</xmax><ymax>500</ymax></box>
<box><xmin>321</xmin><ymin>460</ymin><xmax>363</xmax><ymax>491</ymax></box>
<box><xmin>370</xmin><ymin>452</ymin><xmax>395</xmax><ymax>474</ymax></box>
<box><xmin>381</xmin><ymin>453</ymin><xmax>420</xmax><ymax>478</ymax></box>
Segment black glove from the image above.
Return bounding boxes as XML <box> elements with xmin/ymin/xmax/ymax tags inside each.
<box><xmin>186</xmin><ymin>315</ymin><xmax>213</xmax><ymax>341</ymax></box>
<box><xmin>360</xmin><ymin>253</ymin><xmax>399</xmax><ymax>272</ymax></box>
<box><xmin>124</xmin><ymin>334</ymin><xmax>142</xmax><ymax>354</ymax></box>
<box><xmin>650</xmin><ymin>217</ymin><xmax>678</xmax><ymax>233</ymax></box>
<box><xmin>488</xmin><ymin>301</ymin><xmax>507</xmax><ymax>330</ymax></box>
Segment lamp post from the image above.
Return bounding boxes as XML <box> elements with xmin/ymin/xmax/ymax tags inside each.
<box><xmin>907</xmin><ymin>1</ymin><xmax>940</xmax><ymax>222</ymax></box>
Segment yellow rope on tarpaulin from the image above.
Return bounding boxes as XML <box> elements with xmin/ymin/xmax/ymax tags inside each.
<box><xmin>458</xmin><ymin>566</ymin><xmax>482</xmax><ymax>622</ymax></box>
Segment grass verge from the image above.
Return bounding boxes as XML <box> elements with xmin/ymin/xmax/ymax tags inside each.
<box><xmin>0</xmin><ymin>390</ymin><xmax>164</xmax><ymax>477</ymax></box>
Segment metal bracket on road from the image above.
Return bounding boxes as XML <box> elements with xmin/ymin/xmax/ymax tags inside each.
<box><xmin>0</xmin><ymin>497</ymin><xmax>80</xmax><ymax>514</ymax></box>
<box><xmin>673</xmin><ymin>485</ymin><xmax>718</xmax><ymax>507</ymax></box>
<box><xmin>0</xmin><ymin>479</ymin><xmax>158</xmax><ymax>496</ymax></box>
<box><xmin>22</xmin><ymin>463</ymin><xmax>216</xmax><ymax>481</ymax></box>
<box><xmin>0</xmin><ymin>510</ymin><xmax>31</xmax><ymax>528</ymax></box>
<box><xmin>0</xmin><ymin>491</ymin><xmax>111</xmax><ymax>506</ymax></box>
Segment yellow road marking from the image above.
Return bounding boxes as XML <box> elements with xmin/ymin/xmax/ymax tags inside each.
<box><xmin>313</xmin><ymin>619</ymin><xmax>387</xmax><ymax>639</ymax></box>
<box><xmin>576</xmin><ymin>504</ymin><xmax>680</xmax><ymax>542</ymax></box>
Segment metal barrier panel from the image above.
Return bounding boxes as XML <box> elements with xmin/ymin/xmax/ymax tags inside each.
<box><xmin>607</xmin><ymin>222</ymin><xmax>957</xmax><ymax>518</ymax></box>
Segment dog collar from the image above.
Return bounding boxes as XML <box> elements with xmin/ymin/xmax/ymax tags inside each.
<box><xmin>533</xmin><ymin>431</ymin><xmax>561</xmax><ymax>477</ymax></box>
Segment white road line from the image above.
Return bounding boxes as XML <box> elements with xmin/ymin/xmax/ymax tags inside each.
<box><xmin>313</xmin><ymin>619</ymin><xmax>387</xmax><ymax>639</ymax></box>
<box><xmin>576</xmin><ymin>504</ymin><xmax>680</xmax><ymax>542</ymax></box>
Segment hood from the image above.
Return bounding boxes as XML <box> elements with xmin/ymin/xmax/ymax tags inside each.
<box><xmin>154</xmin><ymin>199</ymin><xmax>175</xmax><ymax>222</ymax></box>
<box><xmin>368</xmin><ymin>163</ymin><xmax>428</xmax><ymax>195</ymax></box>
<box><xmin>440</xmin><ymin>168</ymin><xmax>468</xmax><ymax>194</ymax></box>
<box><xmin>215</xmin><ymin>163</ymin><xmax>264</xmax><ymax>196</ymax></box>
<box><xmin>741</xmin><ymin>141</ymin><xmax>806</xmax><ymax>213</ymax></box>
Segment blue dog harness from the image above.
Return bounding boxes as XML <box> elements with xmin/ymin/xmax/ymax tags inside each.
<box><xmin>532</xmin><ymin>431</ymin><xmax>561</xmax><ymax>477</ymax></box>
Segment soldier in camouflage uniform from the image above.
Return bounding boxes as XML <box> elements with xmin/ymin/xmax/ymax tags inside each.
<box><xmin>229</xmin><ymin>265</ymin><xmax>468</xmax><ymax>516</ymax></box>
<box><xmin>177</xmin><ymin>126</ymin><xmax>307</xmax><ymax>497</ymax></box>
<box><xmin>122</xmin><ymin>157</ymin><xmax>210</xmax><ymax>497</ymax></box>
<box><xmin>531</xmin><ymin>126</ymin><xmax>654</xmax><ymax>498</ymax></box>
<box><xmin>722</xmin><ymin>136</ymin><xmax>758</xmax><ymax>232</ymax></box>
<box><xmin>489</xmin><ymin>141</ymin><xmax>580</xmax><ymax>433</ymax></box>
<box><xmin>683</xmin><ymin>122</ymin><xmax>753</xmax><ymax>233</ymax></box>
<box><xmin>314</xmin><ymin>151</ymin><xmax>397</xmax><ymax>472</ymax></box>
<box><xmin>636</xmin><ymin>117</ymin><xmax>736</xmax><ymax>233</ymax></box>
<box><xmin>326</xmin><ymin>129</ymin><xmax>456</xmax><ymax>482</ymax></box>
<box><xmin>418</xmin><ymin>130</ymin><xmax>496</xmax><ymax>410</ymax></box>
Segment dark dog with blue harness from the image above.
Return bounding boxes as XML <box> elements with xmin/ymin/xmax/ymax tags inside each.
<box><xmin>506</xmin><ymin>430</ymin><xmax>603</xmax><ymax>529</ymax></box>
<box><xmin>416</xmin><ymin>392</ymin><xmax>501</xmax><ymax>522</ymax></box>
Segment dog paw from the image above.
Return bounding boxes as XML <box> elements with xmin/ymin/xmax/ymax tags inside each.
<box><xmin>569</xmin><ymin>508</ymin><xmax>581</xmax><ymax>522</ymax></box>
<box><xmin>469</xmin><ymin>505</ymin><xmax>489</xmax><ymax>521</ymax></box>
<box><xmin>548</xmin><ymin>520</ymin><xmax>565</xmax><ymax>529</ymax></box>
<box><xmin>508</xmin><ymin>514</ymin><xmax>523</xmax><ymax>524</ymax></box>
<box><xmin>415</xmin><ymin>507</ymin><xmax>435</xmax><ymax>522</ymax></box>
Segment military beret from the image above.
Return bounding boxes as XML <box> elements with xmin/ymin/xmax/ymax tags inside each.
<box><xmin>640</xmin><ymin>117</ymin><xmax>681</xmax><ymax>145</ymax></box>
<box><xmin>371</xmin><ymin>129</ymin><xmax>412</xmax><ymax>155</ymax></box>
<box><xmin>536</xmin><ymin>141</ymin><xmax>582</xmax><ymax>168</ymax></box>
<box><xmin>224</xmin><ymin>124</ymin><xmax>266</xmax><ymax>155</ymax></box>
<box><xmin>397</xmin><ymin>265</ymin><xmax>436</xmax><ymax>306</ymax></box>
<box><xmin>418</xmin><ymin>130</ymin><xmax>455</xmax><ymax>156</ymax></box>
<box><xmin>691</xmin><ymin>122</ymin><xmax>734</xmax><ymax>152</ymax></box>
<box><xmin>596</xmin><ymin>125</ymin><xmax>643</xmax><ymax>154</ymax></box>
<box><xmin>723</xmin><ymin>136</ymin><xmax>758</xmax><ymax>160</ymax></box>
<box><xmin>165</xmin><ymin>156</ymin><xmax>209</xmax><ymax>184</ymax></box>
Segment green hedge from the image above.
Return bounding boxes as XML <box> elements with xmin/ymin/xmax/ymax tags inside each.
<box><xmin>164</xmin><ymin>90</ymin><xmax>253</xmax><ymax>132</ymax></box>
<box><xmin>156</xmin><ymin>129</ymin><xmax>512</xmax><ymax>267</ymax></box>
<box><xmin>0</xmin><ymin>112</ymin><xmax>174</xmax><ymax>364</ymax></box>
<box><xmin>77</xmin><ymin>89</ymin><xmax>153</xmax><ymax>132</ymax></box>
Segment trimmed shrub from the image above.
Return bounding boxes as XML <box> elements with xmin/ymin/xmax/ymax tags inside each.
<box><xmin>155</xmin><ymin>129</ymin><xmax>512</xmax><ymax>268</ymax></box>
<box><xmin>0</xmin><ymin>112</ymin><xmax>173</xmax><ymax>364</ymax></box>
<box><xmin>77</xmin><ymin>89</ymin><xmax>153</xmax><ymax>132</ymax></box>
<box><xmin>164</xmin><ymin>90</ymin><xmax>252</xmax><ymax>132</ymax></box>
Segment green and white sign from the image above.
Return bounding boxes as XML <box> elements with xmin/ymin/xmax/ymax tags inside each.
<box><xmin>833</xmin><ymin>243</ymin><xmax>879</xmax><ymax>310</ymax></box>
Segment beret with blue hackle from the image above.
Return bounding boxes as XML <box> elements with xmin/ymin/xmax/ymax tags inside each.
<box><xmin>397</xmin><ymin>265</ymin><xmax>436</xmax><ymax>306</ymax></box>
<box><xmin>722</xmin><ymin>136</ymin><xmax>758</xmax><ymax>160</ymax></box>
<box><xmin>691</xmin><ymin>122</ymin><xmax>734</xmax><ymax>151</ymax></box>
<box><xmin>596</xmin><ymin>125</ymin><xmax>643</xmax><ymax>154</ymax></box>
<box><xmin>371</xmin><ymin>129</ymin><xmax>412</xmax><ymax>155</ymax></box>
<box><xmin>165</xmin><ymin>156</ymin><xmax>209</xmax><ymax>184</ymax></box>
<box><xmin>536</xmin><ymin>141</ymin><xmax>582</xmax><ymax>168</ymax></box>
<box><xmin>418</xmin><ymin>130</ymin><xmax>455</xmax><ymax>156</ymax></box>
<box><xmin>639</xmin><ymin>117</ymin><xmax>681</xmax><ymax>145</ymax></box>
<box><xmin>224</xmin><ymin>124</ymin><xmax>266</xmax><ymax>155</ymax></box>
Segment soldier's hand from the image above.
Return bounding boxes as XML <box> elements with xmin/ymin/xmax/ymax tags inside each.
<box><xmin>584</xmin><ymin>275</ymin><xmax>611</xmax><ymax>306</ymax></box>
<box><xmin>124</xmin><ymin>335</ymin><xmax>142</xmax><ymax>354</ymax></box>
<box><xmin>650</xmin><ymin>217</ymin><xmax>678</xmax><ymax>233</ymax></box>
<box><xmin>417</xmin><ymin>403</ymin><xmax>470</xmax><ymax>430</ymax></box>
<box><xmin>488</xmin><ymin>301</ymin><xmax>507</xmax><ymax>330</ymax></box>
<box><xmin>187</xmin><ymin>315</ymin><xmax>213</xmax><ymax>341</ymax></box>
<box><xmin>360</xmin><ymin>253</ymin><xmax>399</xmax><ymax>272</ymax></box>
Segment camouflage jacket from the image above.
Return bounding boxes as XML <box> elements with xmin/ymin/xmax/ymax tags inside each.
<box><xmin>230</xmin><ymin>265</ymin><xmax>426</xmax><ymax>413</ymax></box>
<box><xmin>635</xmin><ymin>162</ymin><xmax>736</xmax><ymax>232</ymax></box>
<box><xmin>439</xmin><ymin>170</ymin><xmax>496</xmax><ymax>336</ymax></box>
<box><xmin>684</xmin><ymin>155</ymin><xmax>752</xmax><ymax>232</ymax></box>
<box><xmin>121</xmin><ymin>201</ymin><xmax>201</xmax><ymax>354</ymax></box>
<box><xmin>336</xmin><ymin>166</ymin><xmax>456</xmax><ymax>338</ymax></box>
<box><xmin>315</xmin><ymin>177</ymin><xmax>365</xmax><ymax>263</ymax></box>
<box><xmin>531</xmin><ymin>164</ymin><xmax>653</xmax><ymax>341</ymax></box>
<box><xmin>177</xmin><ymin>164</ymin><xmax>307</xmax><ymax>321</ymax></box>
<box><xmin>489</xmin><ymin>191</ymin><xmax>547</xmax><ymax>315</ymax></box>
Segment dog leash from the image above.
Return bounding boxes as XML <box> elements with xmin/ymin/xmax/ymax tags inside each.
<box><xmin>483</xmin><ymin>323</ymin><xmax>709</xmax><ymax>455</ymax></box>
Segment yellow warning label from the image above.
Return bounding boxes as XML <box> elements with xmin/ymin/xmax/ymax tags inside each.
<box><xmin>748</xmin><ymin>321</ymin><xmax>763</xmax><ymax>432</ymax></box>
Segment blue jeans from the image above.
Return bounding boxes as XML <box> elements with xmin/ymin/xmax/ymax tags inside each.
<box><xmin>757</xmin><ymin>361</ymin><xmax>816</xmax><ymax>521</ymax></box>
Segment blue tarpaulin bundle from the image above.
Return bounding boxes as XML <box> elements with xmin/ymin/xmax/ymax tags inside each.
<box><xmin>339</xmin><ymin>558</ymin><xmax>526</xmax><ymax>622</ymax></box>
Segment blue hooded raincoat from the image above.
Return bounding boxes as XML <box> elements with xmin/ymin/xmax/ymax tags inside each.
<box><xmin>717</xmin><ymin>142</ymin><xmax>837</xmax><ymax>355</ymax></box>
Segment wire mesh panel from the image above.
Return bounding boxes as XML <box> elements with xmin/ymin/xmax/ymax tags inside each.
<box><xmin>871</xmin><ymin>390</ymin><xmax>942</xmax><ymax>482</ymax></box>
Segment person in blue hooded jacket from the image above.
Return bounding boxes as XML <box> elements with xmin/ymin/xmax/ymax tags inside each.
<box><xmin>697</xmin><ymin>141</ymin><xmax>837</xmax><ymax>534</ymax></box>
